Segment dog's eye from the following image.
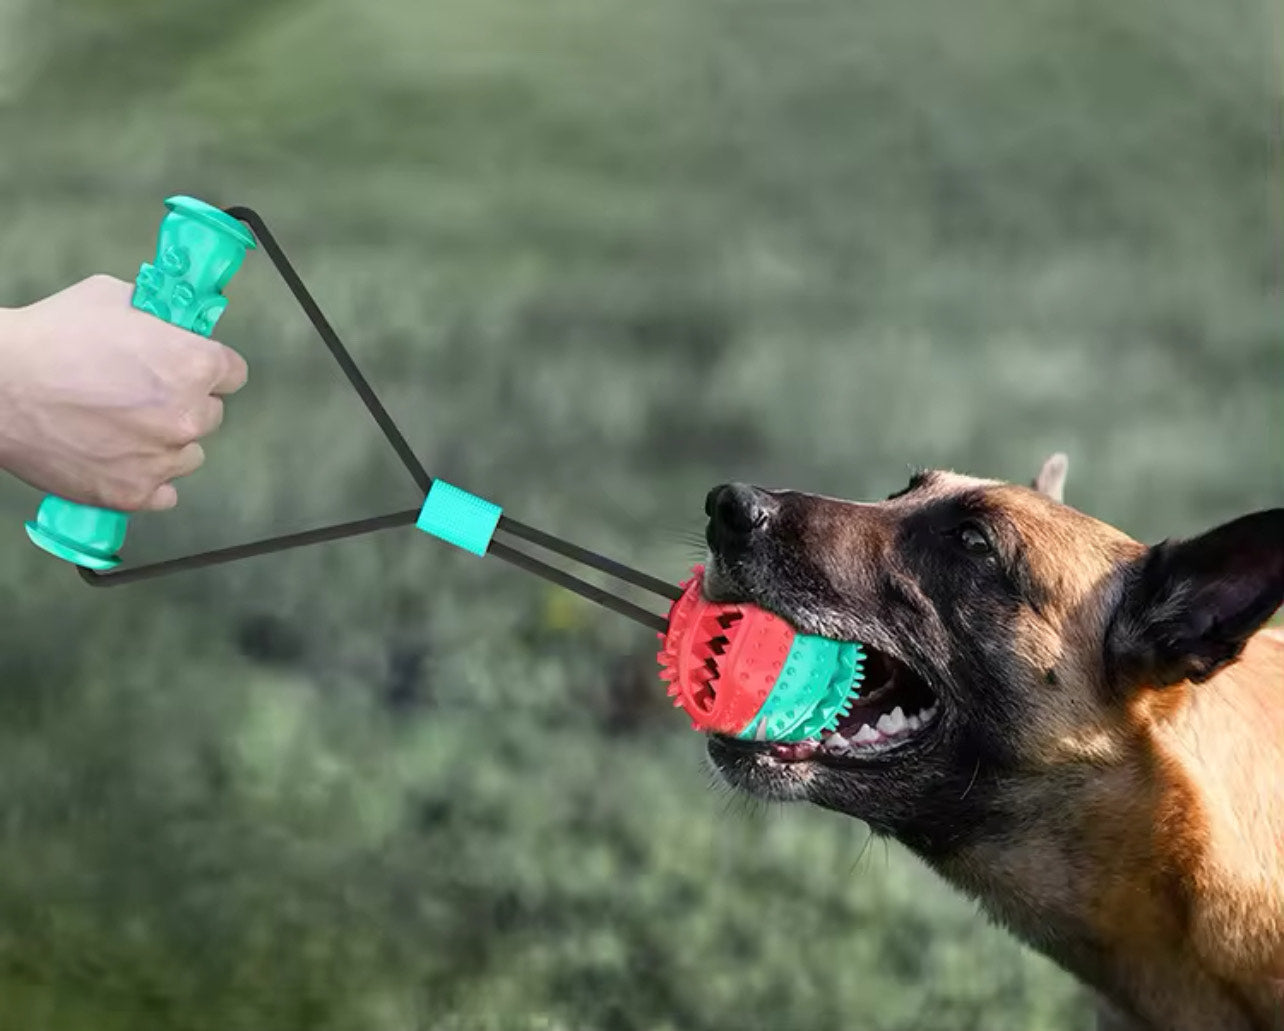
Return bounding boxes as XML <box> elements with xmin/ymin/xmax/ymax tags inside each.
<box><xmin>953</xmin><ymin>523</ymin><xmax>993</xmax><ymax>557</ymax></box>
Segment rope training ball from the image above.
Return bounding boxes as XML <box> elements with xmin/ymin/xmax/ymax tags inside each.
<box><xmin>25</xmin><ymin>196</ymin><xmax>868</xmax><ymax>743</ymax></box>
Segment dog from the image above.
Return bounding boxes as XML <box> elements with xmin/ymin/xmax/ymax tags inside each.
<box><xmin>702</xmin><ymin>455</ymin><xmax>1283</xmax><ymax>1030</ymax></box>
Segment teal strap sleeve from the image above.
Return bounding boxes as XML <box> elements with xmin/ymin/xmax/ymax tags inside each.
<box><xmin>416</xmin><ymin>480</ymin><xmax>502</xmax><ymax>556</ymax></box>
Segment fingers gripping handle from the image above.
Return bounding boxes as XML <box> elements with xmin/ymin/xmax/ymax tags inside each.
<box><xmin>25</xmin><ymin>196</ymin><xmax>256</xmax><ymax>570</ymax></box>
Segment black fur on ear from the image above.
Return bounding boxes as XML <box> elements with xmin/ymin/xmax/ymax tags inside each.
<box><xmin>1106</xmin><ymin>509</ymin><xmax>1284</xmax><ymax>689</ymax></box>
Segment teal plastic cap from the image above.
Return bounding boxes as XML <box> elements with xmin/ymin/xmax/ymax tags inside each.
<box><xmin>25</xmin><ymin>498</ymin><xmax>128</xmax><ymax>570</ymax></box>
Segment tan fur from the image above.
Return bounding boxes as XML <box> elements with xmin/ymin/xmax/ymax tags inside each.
<box><xmin>932</xmin><ymin>480</ymin><xmax>1284</xmax><ymax>1029</ymax></box>
<box><xmin>1148</xmin><ymin>630</ymin><xmax>1284</xmax><ymax>1017</ymax></box>
<box><xmin>945</xmin><ymin>630</ymin><xmax>1283</xmax><ymax>1029</ymax></box>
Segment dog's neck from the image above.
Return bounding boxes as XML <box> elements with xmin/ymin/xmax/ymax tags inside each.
<box><xmin>929</xmin><ymin>629</ymin><xmax>1284</xmax><ymax>1031</ymax></box>
<box><xmin>1146</xmin><ymin>628</ymin><xmax>1284</xmax><ymax>1026</ymax></box>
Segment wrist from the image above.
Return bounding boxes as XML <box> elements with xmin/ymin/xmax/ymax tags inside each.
<box><xmin>0</xmin><ymin>304</ymin><xmax>27</xmax><ymax>469</ymax></box>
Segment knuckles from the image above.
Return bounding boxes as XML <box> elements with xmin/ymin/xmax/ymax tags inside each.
<box><xmin>101</xmin><ymin>480</ymin><xmax>159</xmax><ymax>512</ymax></box>
<box><xmin>172</xmin><ymin>407</ymin><xmax>205</xmax><ymax>444</ymax></box>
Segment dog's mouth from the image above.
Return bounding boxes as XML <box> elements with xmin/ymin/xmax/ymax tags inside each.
<box><xmin>700</xmin><ymin>558</ymin><xmax>942</xmax><ymax>767</ymax></box>
<box><xmin>705</xmin><ymin>639</ymin><xmax>941</xmax><ymax>767</ymax></box>
<box><xmin>760</xmin><ymin>646</ymin><xmax>940</xmax><ymax>764</ymax></box>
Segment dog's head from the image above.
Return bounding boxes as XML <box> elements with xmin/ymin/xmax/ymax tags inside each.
<box><xmin>704</xmin><ymin>456</ymin><xmax>1284</xmax><ymax>855</ymax></box>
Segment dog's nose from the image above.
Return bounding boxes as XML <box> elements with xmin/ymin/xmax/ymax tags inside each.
<box><xmin>706</xmin><ymin>483</ymin><xmax>775</xmax><ymax>543</ymax></box>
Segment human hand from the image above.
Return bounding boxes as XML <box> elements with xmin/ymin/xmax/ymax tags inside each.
<box><xmin>0</xmin><ymin>274</ymin><xmax>248</xmax><ymax>511</ymax></box>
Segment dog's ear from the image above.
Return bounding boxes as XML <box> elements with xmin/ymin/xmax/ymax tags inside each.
<box><xmin>1031</xmin><ymin>452</ymin><xmax>1069</xmax><ymax>502</ymax></box>
<box><xmin>1106</xmin><ymin>509</ymin><xmax>1284</xmax><ymax>689</ymax></box>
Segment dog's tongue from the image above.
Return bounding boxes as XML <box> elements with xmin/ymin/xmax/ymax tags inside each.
<box><xmin>769</xmin><ymin>740</ymin><xmax>820</xmax><ymax>761</ymax></box>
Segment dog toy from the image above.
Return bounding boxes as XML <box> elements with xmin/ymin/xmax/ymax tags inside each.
<box><xmin>657</xmin><ymin>566</ymin><xmax>865</xmax><ymax>741</ymax></box>
<box><xmin>23</xmin><ymin>196</ymin><xmax>867</xmax><ymax>743</ymax></box>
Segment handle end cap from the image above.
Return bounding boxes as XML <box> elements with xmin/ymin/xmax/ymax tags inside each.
<box><xmin>26</xmin><ymin>497</ymin><xmax>127</xmax><ymax>569</ymax></box>
<box><xmin>25</xmin><ymin>522</ymin><xmax>121</xmax><ymax>570</ymax></box>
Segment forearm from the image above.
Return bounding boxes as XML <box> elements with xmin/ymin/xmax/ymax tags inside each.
<box><xmin>0</xmin><ymin>303</ymin><xmax>27</xmax><ymax>474</ymax></box>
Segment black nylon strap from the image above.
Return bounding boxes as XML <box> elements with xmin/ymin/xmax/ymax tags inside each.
<box><xmin>77</xmin><ymin>205</ymin><xmax>678</xmax><ymax>634</ymax></box>
<box><xmin>225</xmin><ymin>207</ymin><xmax>433</xmax><ymax>494</ymax></box>
<box><xmin>496</xmin><ymin>517</ymin><xmax>681</xmax><ymax>602</ymax></box>
<box><xmin>79</xmin><ymin>509</ymin><xmax>419</xmax><ymax>585</ymax></box>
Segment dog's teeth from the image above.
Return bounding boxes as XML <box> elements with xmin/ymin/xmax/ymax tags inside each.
<box><xmin>877</xmin><ymin>707</ymin><xmax>906</xmax><ymax>736</ymax></box>
<box><xmin>754</xmin><ymin>721</ymin><xmax>768</xmax><ymax>741</ymax></box>
<box><xmin>905</xmin><ymin>714</ymin><xmax>921</xmax><ymax>731</ymax></box>
<box><xmin>852</xmin><ymin>723</ymin><xmax>880</xmax><ymax>745</ymax></box>
<box><xmin>825</xmin><ymin>732</ymin><xmax>849</xmax><ymax>752</ymax></box>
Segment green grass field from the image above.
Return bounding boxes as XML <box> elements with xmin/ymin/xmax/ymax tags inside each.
<box><xmin>0</xmin><ymin>0</ymin><xmax>1279</xmax><ymax>1027</ymax></box>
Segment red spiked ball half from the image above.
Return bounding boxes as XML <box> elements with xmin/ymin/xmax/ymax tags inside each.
<box><xmin>656</xmin><ymin>565</ymin><xmax>798</xmax><ymax>736</ymax></box>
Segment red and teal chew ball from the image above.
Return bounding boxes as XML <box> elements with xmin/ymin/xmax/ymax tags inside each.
<box><xmin>657</xmin><ymin>566</ymin><xmax>866</xmax><ymax>742</ymax></box>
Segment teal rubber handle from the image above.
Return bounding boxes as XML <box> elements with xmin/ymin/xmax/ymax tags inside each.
<box><xmin>25</xmin><ymin>196</ymin><xmax>256</xmax><ymax>570</ymax></box>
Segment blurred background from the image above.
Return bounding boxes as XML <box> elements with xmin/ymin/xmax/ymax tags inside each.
<box><xmin>0</xmin><ymin>0</ymin><xmax>1279</xmax><ymax>1028</ymax></box>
